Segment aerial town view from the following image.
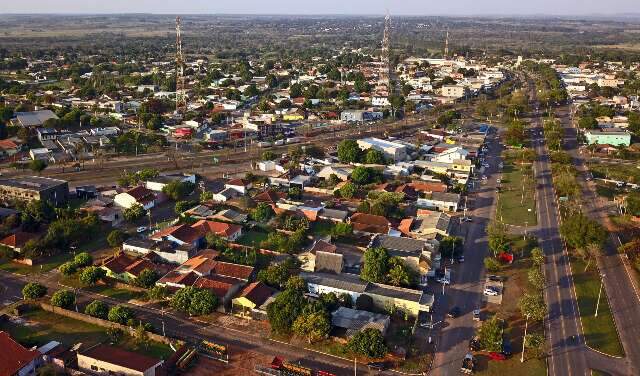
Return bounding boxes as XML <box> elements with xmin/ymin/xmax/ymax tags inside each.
<box><xmin>1</xmin><ymin>1</ymin><xmax>640</xmax><ymax>375</ymax></box>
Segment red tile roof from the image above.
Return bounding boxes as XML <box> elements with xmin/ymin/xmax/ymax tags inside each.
<box><xmin>158</xmin><ymin>270</ymin><xmax>199</xmax><ymax>286</ymax></box>
<box><xmin>0</xmin><ymin>331</ymin><xmax>40</xmax><ymax>376</ymax></box>
<box><xmin>409</xmin><ymin>181</ymin><xmax>448</xmax><ymax>193</ymax></box>
<box><xmin>191</xmin><ymin>220</ymin><xmax>242</xmax><ymax>239</ymax></box>
<box><xmin>398</xmin><ymin>218</ymin><xmax>414</xmax><ymax>236</ymax></box>
<box><xmin>193</xmin><ymin>275</ymin><xmax>240</xmax><ymax>298</ymax></box>
<box><xmin>0</xmin><ymin>139</ymin><xmax>19</xmax><ymax>150</ymax></box>
<box><xmin>212</xmin><ymin>261</ymin><xmax>254</xmax><ymax>281</ymax></box>
<box><xmin>81</xmin><ymin>344</ymin><xmax>161</xmax><ymax>372</ymax></box>
<box><xmin>239</xmin><ymin>281</ymin><xmax>275</xmax><ymax>306</ymax></box>
<box><xmin>0</xmin><ymin>232</ymin><xmax>35</xmax><ymax>249</ymax></box>
<box><xmin>125</xmin><ymin>185</ymin><xmax>155</xmax><ymax>201</ymax></box>
<box><xmin>349</xmin><ymin>213</ymin><xmax>390</xmax><ymax>234</ymax></box>
<box><xmin>226</xmin><ymin>178</ymin><xmax>248</xmax><ymax>187</ymax></box>
<box><xmin>152</xmin><ymin>224</ymin><xmax>203</xmax><ymax>244</ymax></box>
<box><xmin>102</xmin><ymin>252</ymin><xmax>136</xmax><ymax>274</ymax></box>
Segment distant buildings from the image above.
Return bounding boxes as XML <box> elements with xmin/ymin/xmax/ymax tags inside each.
<box><xmin>340</xmin><ymin>110</ymin><xmax>383</xmax><ymax>123</ymax></box>
<box><xmin>13</xmin><ymin>110</ymin><xmax>58</xmax><ymax>127</ymax></box>
<box><xmin>0</xmin><ymin>176</ymin><xmax>69</xmax><ymax>206</ymax></box>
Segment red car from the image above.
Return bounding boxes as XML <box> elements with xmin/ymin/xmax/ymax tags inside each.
<box><xmin>488</xmin><ymin>352</ymin><xmax>507</xmax><ymax>361</ymax></box>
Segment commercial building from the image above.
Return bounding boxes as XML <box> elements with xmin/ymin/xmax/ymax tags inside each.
<box><xmin>0</xmin><ymin>176</ymin><xmax>69</xmax><ymax>206</ymax></box>
<box><xmin>340</xmin><ymin>110</ymin><xmax>383</xmax><ymax>123</ymax></box>
<box><xmin>13</xmin><ymin>110</ymin><xmax>58</xmax><ymax>128</ymax></box>
<box><xmin>77</xmin><ymin>344</ymin><xmax>163</xmax><ymax>376</ymax></box>
<box><xmin>584</xmin><ymin>129</ymin><xmax>631</xmax><ymax>147</ymax></box>
<box><xmin>357</xmin><ymin>137</ymin><xmax>407</xmax><ymax>162</ymax></box>
<box><xmin>440</xmin><ymin>85</ymin><xmax>469</xmax><ymax>99</ymax></box>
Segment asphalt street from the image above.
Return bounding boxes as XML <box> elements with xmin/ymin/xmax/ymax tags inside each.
<box><xmin>430</xmin><ymin>127</ymin><xmax>501</xmax><ymax>376</ymax></box>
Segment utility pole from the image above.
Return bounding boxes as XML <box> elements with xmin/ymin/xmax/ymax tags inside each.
<box><xmin>520</xmin><ymin>314</ymin><xmax>530</xmax><ymax>362</ymax></box>
<box><xmin>444</xmin><ymin>28</ymin><xmax>449</xmax><ymax>59</ymax></box>
<box><xmin>595</xmin><ymin>273</ymin><xmax>605</xmax><ymax>317</ymax></box>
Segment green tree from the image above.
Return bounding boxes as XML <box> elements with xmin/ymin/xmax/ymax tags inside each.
<box><xmin>364</xmin><ymin>149</ymin><xmax>386</xmax><ymax>165</ymax></box>
<box><xmin>347</xmin><ymin>328</ymin><xmax>387</xmax><ymax>358</ymax></box>
<box><xmin>170</xmin><ymin>286</ymin><xmax>218</xmax><ymax>316</ymax></box>
<box><xmin>22</xmin><ymin>282</ymin><xmax>47</xmax><ymax>300</ymax></box>
<box><xmin>439</xmin><ymin>236</ymin><xmax>464</xmax><ymax>258</ymax></box>
<box><xmin>59</xmin><ymin>261</ymin><xmax>78</xmax><ymax>276</ymax></box>
<box><xmin>107</xmin><ymin>229</ymin><xmax>128</xmax><ymax>248</ymax></box>
<box><xmin>355</xmin><ymin>294</ymin><xmax>373</xmax><ymax>311</ymax></box>
<box><xmin>477</xmin><ymin>316</ymin><xmax>503</xmax><ymax>352</ymax></box>
<box><xmin>351</xmin><ymin>166</ymin><xmax>373</xmax><ymax>185</ymax></box>
<box><xmin>560</xmin><ymin>213</ymin><xmax>607</xmax><ymax>249</ymax></box>
<box><xmin>29</xmin><ymin>159</ymin><xmax>47</xmax><ymax>174</ymax></box>
<box><xmin>134</xmin><ymin>269</ymin><xmax>159</xmax><ymax>289</ymax></box>
<box><xmin>257</xmin><ymin>259</ymin><xmax>296</xmax><ymax>289</ymax></box>
<box><xmin>330</xmin><ymin>222</ymin><xmax>353</xmax><ymax>238</ymax></box>
<box><xmin>525</xmin><ymin>332</ymin><xmax>546</xmax><ymax>358</ymax></box>
<box><xmin>266</xmin><ymin>281</ymin><xmax>307</xmax><ymax>334</ymax></box>
<box><xmin>79</xmin><ymin>266</ymin><xmax>106</xmax><ymax>286</ymax></box>
<box><xmin>175</xmin><ymin>200</ymin><xmax>198</xmax><ymax>215</ymax></box>
<box><xmin>527</xmin><ymin>267</ymin><xmax>545</xmax><ymax>290</ymax></box>
<box><xmin>339</xmin><ymin>182</ymin><xmax>357</xmax><ymax>199</ymax></box>
<box><xmin>162</xmin><ymin>180</ymin><xmax>195</xmax><ymax>201</ymax></box>
<box><xmin>487</xmin><ymin>220</ymin><xmax>509</xmax><ymax>256</ymax></box>
<box><xmin>74</xmin><ymin>252</ymin><xmax>93</xmax><ymax>267</ymax></box>
<box><xmin>85</xmin><ymin>300</ymin><xmax>109</xmax><ymax>319</ymax></box>
<box><xmin>148</xmin><ymin>286</ymin><xmax>168</xmax><ymax>301</ymax></box>
<box><xmin>361</xmin><ymin>247</ymin><xmax>388</xmax><ymax>283</ymax></box>
<box><xmin>518</xmin><ymin>293</ymin><xmax>547</xmax><ymax>322</ymax></box>
<box><xmin>261</xmin><ymin>150</ymin><xmax>277</xmax><ymax>161</ymax></box>
<box><xmin>337</xmin><ymin>139</ymin><xmax>362</xmax><ymax>163</ymax></box>
<box><xmin>293</xmin><ymin>311</ymin><xmax>331</xmax><ymax>344</ymax></box>
<box><xmin>50</xmin><ymin>290</ymin><xmax>75</xmax><ymax>309</ymax></box>
<box><xmin>251</xmin><ymin>202</ymin><xmax>274</xmax><ymax>223</ymax></box>
<box><xmin>484</xmin><ymin>257</ymin><xmax>501</xmax><ymax>272</ymax></box>
<box><xmin>386</xmin><ymin>258</ymin><xmax>412</xmax><ymax>287</ymax></box>
<box><xmin>108</xmin><ymin>305</ymin><xmax>135</xmax><ymax>324</ymax></box>
<box><xmin>123</xmin><ymin>203</ymin><xmax>146</xmax><ymax>222</ymax></box>
<box><xmin>531</xmin><ymin>247</ymin><xmax>544</xmax><ymax>266</ymax></box>
<box><xmin>578</xmin><ymin>116</ymin><xmax>598</xmax><ymax>129</ymax></box>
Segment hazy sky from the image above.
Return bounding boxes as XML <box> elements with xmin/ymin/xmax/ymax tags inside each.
<box><xmin>1</xmin><ymin>0</ymin><xmax>638</xmax><ymax>16</ymax></box>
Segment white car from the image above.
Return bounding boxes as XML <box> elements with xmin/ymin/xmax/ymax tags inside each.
<box><xmin>496</xmin><ymin>179</ymin><xmax>501</xmax><ymax>184</ymax></box>
<box><xmin>437</xmin><ymin>278</ymin><xmax>451</xmax><ymax>285</ymax></box>
<box><xmin>484</xmin><ymin>287</ymin><xmax>499</xmax><ymax>296</ymax></box>
<box><xmin>481</xmin><ymin>176</ymin><xmax>488</xmax><ymax>181</ymax></box>
<box><xmin>136</xmin><ymin>226</ymin><xmax>148</xmax><ymax>233</ymax></box>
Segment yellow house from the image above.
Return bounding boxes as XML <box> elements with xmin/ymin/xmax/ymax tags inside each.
<box><xmin>452</xmin><ymin>159</ymin><xmax>473</xmax><ymax>173</ymax></box>
<box><xmin>283</xmin><ymin>113</ymin><xmax>305</xmax><ymax>121</ymax></box>
<box><xmin>231</xmin><ymin>281</ymin><xmax>277</xmax><ymax>318</ymax></box>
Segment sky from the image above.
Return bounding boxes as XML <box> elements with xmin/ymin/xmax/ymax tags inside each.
<box><xmin>1</xmin><ymin>0</ymin><xmax>638</xmax><ymax>16</ymax></box>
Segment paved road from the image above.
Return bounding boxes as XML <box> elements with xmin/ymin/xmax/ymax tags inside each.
<box><xmin>430</xmin><ymin>127</ymin><xmax>501</xmax><ymax>375</ymax></box>
<box><xmin>556</xmin><ymin>106</ymin><xmax>640</xmax><ymax>375</ymax></box>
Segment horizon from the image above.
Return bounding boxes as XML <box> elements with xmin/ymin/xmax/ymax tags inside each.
<box><xmin>1</xmin><ymin>0</ymin><xmax>639</xmax><ymax>18</ymax></box>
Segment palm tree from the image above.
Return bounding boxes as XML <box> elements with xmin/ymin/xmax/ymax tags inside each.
<box><xmin>576</xmin><ymin>243</ymin><xmax>601</xmax><ymax>272</ymax></box>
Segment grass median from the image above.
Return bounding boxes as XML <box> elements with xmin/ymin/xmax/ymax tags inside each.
<box><xmin>570</xmin><ymin>258</ymin><xmax>624</xmax><ymax>357</ymax></box>
<box><xmin>496</xmin><ymin>163</ymin><xmax>537</xmax><ymax>227</ymax></box>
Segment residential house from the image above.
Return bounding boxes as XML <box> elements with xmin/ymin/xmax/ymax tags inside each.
<box><xmin>316</xmin><ymin>166</ymin><xmax>353</xmax><ymax>182</ymax></box>
<box><xmin>14</xmin><ymin>110</ymin><xmax>58</xmax><ymax>127</ymax></box>
<box><xmin>357</xmin><ymin>138</ymin><xmax>407</xmax><ymax>162</ymax></box>
<box><xmin>100</xmin><ymin>252</ymin><xmax>167</xmax><ymax>284</ymax></box>
<box><xmin>399</xmin><ymin>211</ymin><xmax>452</xmax><ymax>239</ymax></box>
<box><xmin>0</xmin><ymin>231</ymin><xmax>37</xmax><ymax>253</ymax></box>
<box><xmin>317</xmin><ymin>208</ymin><xmax>349</xmax><ymax>223</ymax></box>
<box><xmin>432</xmin><ymin>147</ymin><xmax>469</xmax><ymax>163</ymax></box>
<box><xmin>231</xmin><ymin>281</ymin><xmax>277</xmax><ymax>319</ymax></box>
<box><xmin>0</xmin><ymin>139</ymin><xmax>21</xmax><ymax>158</ymax></box>
<box><xmin>123</xmin><ymin>238</ymin><xmax>195</xmax><ymax>264</ymax></box>
<box><xmin>348</xmin><ymin>213</ymin><xmax>391</xmax><ymax>235</ymax></box>
<box><xmin>211</xmin><ymin>187</ymin><xmax>238</xmax><ymax>203</ymax></box>
<box><xmin>114</xmin><ymin>185</ymin><xmax>156</xmax><ymax>210</ymax></box>
<box><xmin>417</xmin><ymin>192</ymin><xmax>460</xmax><ymax>212</ymax></box>
<box><xmin>191</xmin><ymin>220</ymin><xmax>243</xmax><ymax>242</ymax></box>
<box><xmin>145</xmin><ymin>173</ymin><xmax>196</xmax><ymax>192</ymax></box>
<box><xmin>440</xmin><ymin>85</ymin><xmax>469</xmax><ymax>99</ymax></box>
<box><xmin>302</xmin><ymin>272</ymin><xmax>434</xmax><ymax>315</ymax></box>
<box><xmin>29</xmin><ymin>148</ymin><xmax>52</xmax><ymax>161</ymax></box>
<box><xmin>331</xmin><ymin>307</ymin><xmax>390</xmax><ymax>336</ymax></box>
<box><xmin>0</xmin><ymin>331</ymin><xmax>42</xmax><ymax>376</ymax></box>
<box><xmin>77</xmin><ymin>344</ymin><xmax>163</xmax><ymax>376</ymax></box>
<box><xmin>225</xmin><ymin>179</ymin><xmax>252</xmax><ymax>194</ymax></box>
<box><xmin>369</xmin><ymin>234</ymin><xmax>439</xmax><ymax>284</ymax></box>
<box><xmin>150</xmin><ymin>224</ymin><xmax>203</xmax><ymax>249</ymax></box>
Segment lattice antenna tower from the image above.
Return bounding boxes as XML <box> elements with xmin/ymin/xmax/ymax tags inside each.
<box><xmin>381</xmin><ymin>11</ymin><xmax>392</xmax><ymax>90</ymax></box>
<box><xmin>444</xmin><ymin>28</ymin><xmax>450</xmax><ymax>59</ymax></box>
<box><xmin>175</xmin><ymin>16</ymin><xmax>187</xmax><ymax>115</ymax></box>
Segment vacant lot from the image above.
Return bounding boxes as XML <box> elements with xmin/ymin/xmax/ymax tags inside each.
<box><xmin>497</xmin><ymin>164</ymin><xmax>537</xmax><ymax>226</ymax></box>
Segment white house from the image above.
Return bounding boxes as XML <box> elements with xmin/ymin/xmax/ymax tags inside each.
<box><xmin>145</xmin><ymin>173</ymin><xmax>196</xmax><ymax>192</ymax></box>
<box><xmin>357</xmin><ymin>138</ymin><xmax>407</xmax><ymax>162</ymax></box>
<box><xmin>225</xmin><ymin>179</ymin><xmax>252</xmax><ymax>194</ymax></box>
<box><xmin>114</xmin><ymin>186</ymin><xmax>156</xmax><ymax>210</ymax></box>
<box><xmin>432</xmin><ymin>147</ymin><xmax>469</xmax><ymax>163</ymax></box>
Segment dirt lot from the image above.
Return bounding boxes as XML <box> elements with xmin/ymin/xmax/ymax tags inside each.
<box><xmin>186</xmin><ymin>349</ymin><xmax>272</xmax><ymax>376</ymax></box>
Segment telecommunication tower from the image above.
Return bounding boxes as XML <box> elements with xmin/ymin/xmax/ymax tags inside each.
<box><xmin>444</xmin><ymin>28</ymin><xmax>450</xmax><ymax>59</ymax></box>
<box><xmin>175</xmin><ymin>17</ymin><xmax>187</xmax><ymax>116</ymax></box>
<box><xmin>381</xmin><ymin>12</ymin><xmax>392</xmax><ymax>90</ymax></box>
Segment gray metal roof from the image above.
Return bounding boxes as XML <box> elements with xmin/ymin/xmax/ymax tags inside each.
<box><xmin>0</xmin><ymin>176</ymin><xmax>67</xmax><ymax>191</ymax></box>
<box><xmin>365</xmin><ymin>282</ymin><xmax>424</xmax><ymax>303</ymax></box>
<box><xmin>430</xmin><ymin>192</ymin><xmax>461</xmax><ymax>203</ymax></box>
<box><xmin>314</xmin><ymin>251</ymin><xmax>343</xmax><ymax>274</ymax></box>
<box><xmin>331</xmin><ymin>307</ymin><xmax>390</xmax><ymax>333</ymax></box>
<box><xmin>370</xmin><ymin>234</ymin><xmax>425</xmax><ymax>255</ymax></box>
<box><xmin>300</xmin><ymin>271</ymin><xmax>367</xmax><ymax>293</ymax></box>
<box><xmin>15</xmin><ymin>110</ymin><xmax>58</xmax><ymax>127</ymax></box>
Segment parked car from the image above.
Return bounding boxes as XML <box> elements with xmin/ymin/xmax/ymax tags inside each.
<box><xmin>447</xmin><ymin>306</ymin><xmax>461</xmax><ymax>318</ymax></box>
<box><xmin>457</xmin><ymin>255</ymin><xmax>465</xmax><ymax>263</ymax></box>
<box><xmin>469</xmin><ymin>337</ymin><xmax>481</xmax><ymax>352</ymax></box>
<box><xmin>436</xmin><ymin>277</ymin><xmax>451</xmax><ymax>285</ymax></box>
<box><xmin>136</xmin><ymin>226</ymin><xmax>148</xmax><ymax>233</ymax></box>
<box><xmin>484</xmin><ymin>287</ymin><xmax>499</xmax><ymax>296</ymax></box>
<box><xmin>473</xmin><ymin>309</ymin><xmax>481</xmax><ymax>321</ymax></box>
<box><xmin>502</xmin><ymin>338</ymin><xmax>513</xmax><ymax>356</ymax></box>
<box><xmin>366</xmin><ymin>362</ymin><xmax>387</xmax><ymax>371</ymax></box>
<box><xmin>487</xmin><ymin>275</ymin><xmax>504</xmax><ymax>282</ymax></box>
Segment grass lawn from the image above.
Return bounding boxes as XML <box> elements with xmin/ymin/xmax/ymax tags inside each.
<box><xmin>497</xmin><ymin>164</ymin><xmax>537</xmax><ymax>227</ymax></box>
<box><xmin>590</xmin><ymin>164</ymin><xmax>640</xmax><ymax>185</ymax></box>
<box><xmin>89</xmin><ymin>285</ymin><xmax>146</xmax><ymax>301</ymax></box>
<box><xmin>236</xmin><ymin>230</ymin><xmax>269</xmax><ymax>247</ymax></box>
<box><xmin>478</xmin><ymin>356</ymin><xmax>547</xmax><ymax>376</ymax></box>
<box><xmin>0</xmin><ymin>252</ymin><xmax>73</xmax><ymax>275</ymax></box>
<box><xmin>570</xmin><ymin>258</ymin><xmax>624</xmax><ymax>357</ymax></box>
<box><xmin>0</xmin><ymin>307</ymin><xmax>174</xmax><ymax>359</ymax></box>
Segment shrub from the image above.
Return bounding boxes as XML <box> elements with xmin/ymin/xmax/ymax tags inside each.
<box><xmin>107</xmin><ymin>230</ymin><xmax>128</xmax><ymax>248</ymax></box>
<box><xmin>85</xmin><ymin>300</ymin><xmax>109</xmax><ymax>319</ymax></box>
<box><xmin>108</xmin><ymin>305</ymin><xmax>135</xmax><ymax>325</ymax></box>
<box><xmin>73</xmin><ymin>252</ymin><xmax>93</xmax><ymax>267</ymax></box>
<box><xmin>59</xmin><ymin>261</ymin><xmax>78</xmax><ymax>276</ymax></box>
<box><xmin>484</xmin><ymin>257</ymin><xmax>501</xmax><ymax>272</ymax></box>
<box><xmin>50</xmin><ymin>290</ymin><xmax>75</xmax><ymax>309</ymax></box>
<box><xmin>22</xmin><ymin>282</ymin><xmax>47</xmax><ymax>299</ymax></box>
<box><xmin>347</xmin><ymin>328</ymin><xmax>387</xmax><ymax>358</ymax></box>
<box><xmin>79</xmin><ymin>266</ymin><xmax>106</xmax><ymax>286</ymax></box>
